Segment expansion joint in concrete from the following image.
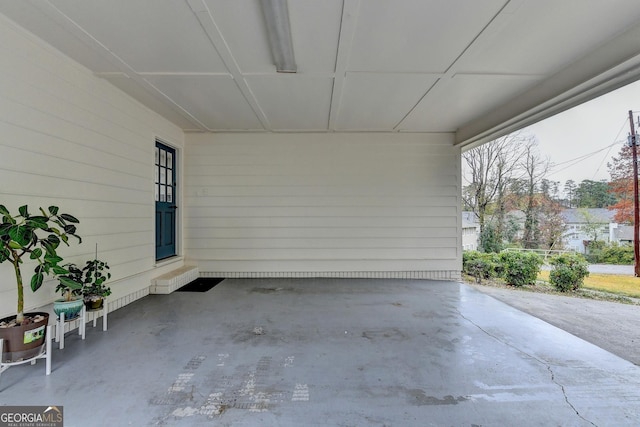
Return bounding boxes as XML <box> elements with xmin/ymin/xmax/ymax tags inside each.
<box><xmin>456</xmin><ymin>309</ymin><xmax>598</xmax><ymax>427</ymax></box>
<box><xmin>546</xmin><ymin>365</ymin><xmax>597</xmax><ymax>427</ymax></box>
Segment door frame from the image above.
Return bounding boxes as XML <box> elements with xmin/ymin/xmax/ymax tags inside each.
<box><xmin>155</xmin><ymin>139</ymin><xmax>180</xmax><ymax>261</ymax></box>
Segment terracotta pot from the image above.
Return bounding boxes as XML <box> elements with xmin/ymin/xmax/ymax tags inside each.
<box><xmin>0</xmin><ymin>312</ymin><xmax>49</xmax><ymax>363</ymax></box>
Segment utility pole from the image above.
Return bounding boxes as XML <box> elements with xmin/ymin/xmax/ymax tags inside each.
<box><xmin>628</xmin><ymin>110</ymin><xmax>640</xmax><ymax>277</ymax></box>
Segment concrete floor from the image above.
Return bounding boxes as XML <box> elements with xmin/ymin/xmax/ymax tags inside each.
<box><xmin>2</xmin><ymin>279</ymin><xmax>640</xmax><ymax>426</ymax></box>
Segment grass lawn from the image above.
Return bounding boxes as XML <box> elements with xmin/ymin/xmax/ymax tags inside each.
<box><xmin>538</xmin><ymin>270</ymin><xmax>640</xmax><ymax>298</ymax></box>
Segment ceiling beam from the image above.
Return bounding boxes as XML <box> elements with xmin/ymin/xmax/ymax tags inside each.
<box><xmin>328</xmin><ymin>0</ymin><xmax>360</xmax><ymax>131</ymax></box>
<box><xmin>186</xmin><ymin>0</ymin><xmax>271</xmax><ymax>131</ymax></box>
<box><xmin>456</xmin><ymin>20</ymin><xmax>640</xmax><ymax>148</ymax></box>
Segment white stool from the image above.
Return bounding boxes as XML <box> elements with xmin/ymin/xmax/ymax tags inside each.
<box><xmin>56</xmin><ymin>307</ymin><xmax>86</xmax><ymax>350</ymax></box>
<box><xmin>84</xmin><ymin>298</ymin><xmax>108</xmax><ymax>334</ymax></box>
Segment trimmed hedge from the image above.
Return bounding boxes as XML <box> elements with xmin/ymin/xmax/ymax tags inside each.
<box><xmin>462</xmin><ymin>251</ymin><xmax>499</xmax><ymax>283</ymax></box>
<box><xmin>598</xmin><ymin>244</ymin><xmax>634</xmax><ymax>265</ymax></box>
<box><xmin>549</xmin><ymin>253</ymin><xmax>589</xmax><ymax>292</ymax></box>
<box><xmin>499</xmin><ymin>251</ymin><xmax>543</xmax><ymax>287</ymax></box>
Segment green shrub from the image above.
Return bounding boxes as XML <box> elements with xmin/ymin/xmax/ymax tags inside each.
<box><xmin>585</xmin><ymin>240</ymin><xmax>606</xmax><ymax>263</ymax></box>
<box><xmin>549</xmin><ymin>253</ymin><xmax>589</xmax><ymax>292</ymax></box>
<box><xmin>499</xmin><ymin>251</ymin><xmax>543</xmax><ymax>287</ymax></box>
<box><xmin>599</xmin><ymin>244</ymin><xmax>634</xmax><ymax>265</ymax></box>
<box><xmin>462</xmin><ymin>251</ymin><xmax>499</xmax><ymax>283</ymax></box>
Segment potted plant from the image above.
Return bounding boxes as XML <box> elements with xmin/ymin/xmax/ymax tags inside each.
<box><xmin>79</xmin><ymin>258</ymin><xmax>111</xmax><ymax>310</ymax></box>
<box><xmin>0</xmin><ymin>205</ymin><xmax>81</xmax><ymax>362</ymax></box>
<box><xmin>53</xmin><ymin>264</ymin><xmax>84</xmax><ymax>320</ymax></box>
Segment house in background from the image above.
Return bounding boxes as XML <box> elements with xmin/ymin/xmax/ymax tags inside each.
<box><xmin>561</xmin><ymin>208</ymin><xmax>615</xmax><ymax>253</ymax></box>
<box><xmin>610</xmin><ymin>223</ymin><xmax>634</xmax><ymax>245</ymax></box>
<box><xmin>462</xmin><ymin>212</ymin><xmax>480</xmax><ymax>251</ymax></box>
<box><xmin>2</xmin><ymin>1</ymin><xmax>640</xmax><ymax>318</ymax></box>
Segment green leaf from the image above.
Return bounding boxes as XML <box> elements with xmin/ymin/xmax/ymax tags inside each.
<box><xmin>52</xmin><ymin>265</ymin><xmax>69</xmax><ymax>275</ymax></box>
<box><xmin>26</xmin><ymin>218</ymin><xmax>48</xmax><ymax>229</ymax></box>
<box><xmin>47</xmin><ymin>234</ymin><xmax>61</xmax><ymax>247</ymax></box>
<box><xmin>0</xmin><ymin>223</ymin><xmax>10</xmax><ymax>235</ymax></box>
<box><xmin>63</xmin><ymin>224</ymin><xmax>76</xmax><ymax>235</ymax></box>
<box><xmin>8</xmin><ymin>240</ymin><xmax>22</xmax><ymax>249</ymax></box>
<box><xmin>43</xmin><ymin>241</ymin><xmax>57</xmax><ymax>257</ymax></box>
<box><xmin>44</xmin><ymin>254</ymin><xmax>63</xmax><ymax>265</ymax></box>
<box><xmin>48</xmin><ymin>206</ymin><xmax>59</xmax><ymax>216</ymax></box>
<box><xmin>58</xmin><ymin>276</ymin><xmax>82</xmax><ymax>290</ymax></box>
<box><xmin>0</xmin><ymin>205</ymin><xmax>9</xmax><ymax>216</ymax></box>
<box><xmin>60</xmin><ymin>213</ymin><xmax>79</xmax><ymax>224</ymax></box>
<box><xmin>30</xmin><ymin>272</ymin><xmax>44</xmax><ymax>292</ymax></box>
<box><xmin>29</xmin><ymin>248</ymin><xmax>43</xmax><ymax>259</ymax></box>
<box><xmin>8</xmin><ymin>225</ymin><xmax>32</xmax><ymax>247</ymax></box>
<box><xmin>18</xmin><ymin>205</ymin><xmax>28</xmax><ymax>217</ymax></box>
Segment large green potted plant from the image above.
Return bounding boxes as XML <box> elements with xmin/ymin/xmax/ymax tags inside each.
<box><xmin>0</xmin><ymin>205</ymin><xmax>81</xmax><ymax>362</ymax></box>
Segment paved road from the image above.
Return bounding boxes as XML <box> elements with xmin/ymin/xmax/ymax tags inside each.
<box><xmin>469</xmin><ymin>283</ymin><xmax>640</xmax><ymax>366</ymax></box>
<box><xmin>542</xmin><ymin>263</ymin><xmax>634</xmax><ymax>275</ymax></box>
<box><xmin>588</xmin><ymin>263</ymin><xmax>634</xmax><ymax>275</ymax></box>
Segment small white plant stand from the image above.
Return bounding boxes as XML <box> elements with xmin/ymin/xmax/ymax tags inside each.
<box><xmin>0</xmin><ymin>325</ymin><xmax>53</xmax><ymax>382</ymax></box>
<box><xmin>56</xmin><ymin>299</ymin><xmax>108</xmax><ymax>350</ymax></box>
<box><xmin>84</xmin><ymin>299</ymin><xmax>108</xmax><ymax>334</ymax></box>
<box><xmin>55</xmin><ymin>308</ymin><xmax>85</xmax><ymax>350</ymax></box>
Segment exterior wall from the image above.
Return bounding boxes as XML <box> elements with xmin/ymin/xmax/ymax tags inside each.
<box><xmin>564</xmin><ymin>223</ymin><xmax>610</xmax><ymax>253</ymax></box>
<box><xmin>184</xmin><ymin>133</ymin><xmax>461</xmax><ymax>279</ymax></box>
<box><xmin>0</xmin><ymin>15</ymin><xmax>185</xmax><ymax>318</ymax></box>
<box><xmin>462</xmin><ymin>226</ymin><xmax>479</xmax><ymax>251</ymax></box>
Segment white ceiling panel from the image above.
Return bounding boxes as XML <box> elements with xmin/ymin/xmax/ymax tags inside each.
<box><xmin>247</xmin><ymin>76</ymin><xmax>333</xmax><ymax>130</ymax></box>
<box><xmin>104</xmin><ymin>75</ymin><xmax>202</xmax><ymax>131</ymax></box>
<box><xmin>144</xmin><ymin>75</ymin><xmax>263</xmax><ymax>130</ymax></box>
<box><xmin>2</xmin><ymin>0</ymin><xmax>640</xmax><ymax>144</ymax></box>
<box><xmin>206</xmin><ymin>0</ymin><xmax>342</xmax><ymax>73</ymax></box>
<box><xmin>336</xmin><ymin>73</ymin><xmax>438</xmax><ymax>130</ymax></box>
<box><xmin>455</xmin><ymin>0</ymin><xmax>640</xmax><ymax>75</ymax></box>
<box><xmin>348</xmin><ymin>0</ymin><xmax>506</xmax><ymax>72</ymax></box>
<box><xmin>0</xmin><ymin>0</ymin><xmax>119</xmax><ymax>72</ymax></box>
<box><xmin>49</xmin><ymin>0</ymin><xmax>228</xmax><ymax>73</ymax></box>
<box><xmin>400</xmin><ymin>74</ymin><xmax>540</xmax><ymax>132</ymax></box>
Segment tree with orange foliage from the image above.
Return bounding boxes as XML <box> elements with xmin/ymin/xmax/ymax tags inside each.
<box><xmin>608</xmin><ymin>144</ymin><xmax>634</xmax><ymax>224</ymax></box>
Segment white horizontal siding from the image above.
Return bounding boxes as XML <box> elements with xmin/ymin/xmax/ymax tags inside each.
<box><xmin>185</xmin><ymin>133</ymin><xmax>461</xmax><ymax>279</ymax></box>
<box><xmin>0</xmin><ymin>14</ymin><xmax>184</xmax><ymax>318</ymax></box>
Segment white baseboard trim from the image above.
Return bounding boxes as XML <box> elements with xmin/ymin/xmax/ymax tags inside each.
<box><xmin>200</xmin><ymin>271</ymin><xmax>460</xmax><ymax>280</ymax></box>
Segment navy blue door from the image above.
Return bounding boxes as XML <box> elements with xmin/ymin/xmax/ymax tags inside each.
<box><xmin>155</xmin><ymin>142</ymin><xmax>177</xmax><ymax>260</ymax></box>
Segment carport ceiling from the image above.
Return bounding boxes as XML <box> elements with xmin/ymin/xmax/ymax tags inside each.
<box><xmin>3</xmin><ymin>0</ymin><xmax>640</xmax><ymax>146</ymax></box>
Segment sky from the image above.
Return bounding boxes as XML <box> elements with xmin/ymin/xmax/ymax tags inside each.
<box><xmin>521</xmin><ymin>79</ymin><xmax>640</xmax><ymax>186</ymax></box>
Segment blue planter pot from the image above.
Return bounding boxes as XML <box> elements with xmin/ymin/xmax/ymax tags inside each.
<box><xmin>53</xmin><ymin>297</ymin><xmax>84</xmax><ymax>320</ymax></box>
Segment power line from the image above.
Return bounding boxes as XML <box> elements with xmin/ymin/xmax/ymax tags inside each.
<box><xmin>592</xmin><ymin>117</ymin><xmax>629</xmax><ymax>179</ymax></box>
<box><xmin>546</xmin><ymin>117</ymin><xmax>629</xmax><ymax>180</ymax></box>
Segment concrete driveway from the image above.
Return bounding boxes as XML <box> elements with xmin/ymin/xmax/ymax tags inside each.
<box><xmin>470</xmin><ymin>283</ymin><xmax>640</xmax><ymax>366</ymax></box>
<box><xmin>1</xmin><ymin>279</ymin><xmax>640</xmax><ymax>426</ymax></box>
